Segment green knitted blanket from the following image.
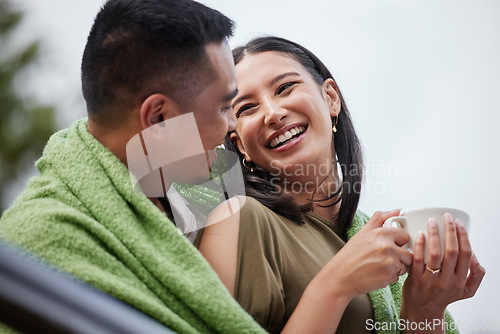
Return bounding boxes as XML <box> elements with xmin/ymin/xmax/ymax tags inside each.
<box><xmin>0</xmin><ymin>119</ymin><xmax>264</xmax><ymax>334</ymax></box>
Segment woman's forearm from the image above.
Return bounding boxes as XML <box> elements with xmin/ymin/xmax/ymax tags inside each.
<box><xmin>400</xmin><ymin>306</ymin><xmax>445</xmax><ymax>334</ymax></box>
<box><xmin>282</xmin><ymin>275</ymin><xmax>352</xmax><ymax>334</ymax></box>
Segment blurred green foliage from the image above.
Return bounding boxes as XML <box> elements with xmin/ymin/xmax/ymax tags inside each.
<box><xmin>0</xmin><ymin>1</ymin><xmax>57</xmax><ymax>213</ymax></box>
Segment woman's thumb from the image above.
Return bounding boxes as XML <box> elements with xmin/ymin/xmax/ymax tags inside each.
<box><xmin>362</xmin><ymin>209</ymin><xmax>401</xmax><ymax>230</ymax></box>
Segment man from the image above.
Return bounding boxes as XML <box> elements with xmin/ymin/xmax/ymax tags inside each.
<box><xmin>0</xmin><ymin>0</ymin><xmax>263</xmax><ymax>332</ymax></box>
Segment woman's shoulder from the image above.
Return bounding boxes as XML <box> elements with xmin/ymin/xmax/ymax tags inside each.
<box><xmin>237</xmin><ymin>196</ymin><xmax>292</xmax><ymax>230</ymax></box>
<box><xmin>237</xmin><ymin>195</ymin><xmax>273</xmax><ymax>214</ymax></box>
<box><xmin>198</xmin><ymin>195</ymin><xmax>286</xmax><ymax>295</ymax></box>
<box><xmin>203</xmin><ymin>195</ymin><xmax>279</xmax><ymax>233</ymax></box>
<box><xmin>232</xmin><ymin>195</ymin><xmax>266</xmax><ymax>210</ymax></box>
<box><xmin>198</xmin><ymin>197</ymin><xmax>242</xmax><ymax>294</ymax></box>
<box><xmin>207</xmin><ymin>196</ymin><xmax>242</xmax><ymax>224</ymax></box>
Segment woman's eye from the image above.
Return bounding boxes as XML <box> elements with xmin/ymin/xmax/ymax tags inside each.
<box><xmin>236</xmin><ymin>104</ymin><xmax>255</xmax><ymax>117</ymax></box>
<box><xmin>277</xmin><ymin>82</ymin><xmax>298</xmax><ymax>95</ymax></box>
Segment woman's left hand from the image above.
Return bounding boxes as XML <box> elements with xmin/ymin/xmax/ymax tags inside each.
<box><xmin>401</xmin><ymin>213</ymin><xmax>485</xmax><ymax>331</ymax></box>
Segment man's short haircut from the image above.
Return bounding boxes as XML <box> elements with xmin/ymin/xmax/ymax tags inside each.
<box><xmin>81</xmin><ymin>0</ymin><xmax>234</xmax><ymax>126</ymax></box>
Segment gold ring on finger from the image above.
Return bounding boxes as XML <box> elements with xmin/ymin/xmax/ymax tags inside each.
<box><xmin>426</xmin><ymin>266</ymin><xmax>441</xmax><ymax>275</ymax></box>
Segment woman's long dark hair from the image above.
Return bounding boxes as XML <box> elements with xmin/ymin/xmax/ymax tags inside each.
<box><xmin>227</xmin><ymin>36</ymin><xmax>363</xmax><ymax>236</ymax></box>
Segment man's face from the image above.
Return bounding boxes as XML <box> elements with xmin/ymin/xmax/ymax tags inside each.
<box><xmin>126</xmin><ymin>41</ymin><xmax>238</xmax><ymax>192</ymax></box>
<box><xmin>188</xmin><ymin>41</ymin><xmax>238</xmax><ymax>163</ymax></box>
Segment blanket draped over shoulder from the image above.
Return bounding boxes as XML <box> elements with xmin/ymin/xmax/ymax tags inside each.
<box><xmin>0</xmin><ymin>119</ymin><xmax>265</xmax><ymax>334</ymax></box>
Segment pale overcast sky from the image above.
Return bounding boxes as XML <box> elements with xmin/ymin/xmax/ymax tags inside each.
<box><xmin>12</xmin><ymin>0</ymin><xmax>500</xmax><ymax>331</ymax></box>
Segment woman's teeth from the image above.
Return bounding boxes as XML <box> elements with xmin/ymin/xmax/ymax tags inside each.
<box><xmin>269</xmin><ymin>125</ymin><xmax>306</xmax><ymax>148</ymax></box>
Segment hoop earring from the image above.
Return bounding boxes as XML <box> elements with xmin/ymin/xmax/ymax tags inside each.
<box><xmin>332</xmin><ymin>116</ymin><xmax>338</xmax><ymax>133</ymax></box>
<box><xmin>242</xmin><ymin>158</ymin><xmax>254</xmax><ymax>172</ymax></box>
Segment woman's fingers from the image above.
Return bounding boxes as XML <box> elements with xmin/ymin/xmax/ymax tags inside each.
<box><xmin>395</xmin><ymin>244</ymin><xmax>413</xmax><ymax>268</ymax></box>
<box><xmin>398</xmin><ymin>262</ymin><xmax>409</xmax><ymax>276</ymax></box>
<box><xmin>403</xmin><ymin>215</ymin><xmax>484</xmax><ymax>316</ymax></box>
<box><xmin>463</xmin><ymin>253</ymin><xmax>486</xmax><ymax>299</ymax></box>
<box><xmin>363</xmin><ymin>209</ymin><xmax>401</xmax><ymax>230</ymax></box>
<box><xmin>426</xmin><ymin>218</ymin><xmax>442</xmax><ymax>274</ymax></box>
<box><xmin>390</xmin><ymin>227</ymin><xmax>411</xmax><ymax>248</ymax></box>
<box><xmin>441</xmin><ymin>213</ymin><xmax>459</xmax><ymax>278</ymax></box>
<box><xmin>455</xmin><ymin>219</ymin><xmax>473</xmax><ymax>280</ymax></box>
<box><xmin>411</xmin><ymin>231</ymin><xmax>426</xmax><ymax>274</ymax></box>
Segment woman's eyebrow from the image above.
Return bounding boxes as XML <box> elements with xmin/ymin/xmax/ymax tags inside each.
<box><xmin>270</xmin><ymin>72</ymin><xmax>300</xmax><ymax>86</ymax></box>
<box><xmin>231</xmin><ymin>72</ymin><xmax>301</xmax><ymax>108</ymax></box>
<box><xmin>232</xmin><ymin>93</ymin><xmax>251</xmax><ymax>108</ymax></box>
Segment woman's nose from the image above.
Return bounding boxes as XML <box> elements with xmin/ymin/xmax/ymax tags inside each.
<box><xmin>263</xmin><ymin>100</ymin><xmax>287</xmax><ymax>126</ymax></box>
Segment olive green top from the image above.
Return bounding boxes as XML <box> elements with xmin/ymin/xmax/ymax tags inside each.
<box><xmin>234</xmin><ymin>196</ymin><xmax>373</xmax><ymax>333</ymax></box>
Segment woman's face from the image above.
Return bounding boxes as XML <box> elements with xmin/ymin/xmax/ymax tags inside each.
<box><xmin>231</xmin><ymin>51</ymin><xmax>341</xmax><ymax>182</ymax></box>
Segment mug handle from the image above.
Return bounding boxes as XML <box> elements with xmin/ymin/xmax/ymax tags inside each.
<box><xmin>383</xmin><ymin>216</ymin><xmax>407</xmax><ymax>230</ymax></box>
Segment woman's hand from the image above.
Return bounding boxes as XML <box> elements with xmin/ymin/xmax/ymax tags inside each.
<box><xmin>283</xmin><ymin>209</ymin><xmax>413</xmax><ymax>333</ymax></box>
<box><xmin>401</xmin><ymin>213</ymin><xmax>485</xmax><ymax>333</ymax></box>
<box><xmin>313</xmin><ymin>209</ymin><xmax>413</xmax><ymax>300</ymax></box>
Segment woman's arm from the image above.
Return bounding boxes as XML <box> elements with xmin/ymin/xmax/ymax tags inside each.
<box><xmin>200</xmin><ymin>204</ymin><xmax>412</xmax><ymax>333</ymax></box>
<box><xmin>200</xmin><ymin>204</ymin><xmax>413</xmax><ymax>333</ymax></box>
<box><xmin>199</xmin><ymin>198</ymin><xmax>353</xmax><ymax>333</ymax></box>
<box><xmin>198</xmin><ymin>197</ymin><xmax>241</xmax><ymax>295</ymax></box>
<box><xmin>199</xmin><ymin>198</ymin><xmax>354</xmax><ymax>332</ymax></box>
<box><xmin>283</xmin><ymin>210</ymin><xmax>414</xmax><ymax>333</ymax></box>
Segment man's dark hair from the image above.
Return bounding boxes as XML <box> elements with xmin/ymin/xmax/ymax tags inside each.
<box><xmin>81</xmin><ymin>0</ymin><xmax>234</xmax><ymax>126</ymax></box>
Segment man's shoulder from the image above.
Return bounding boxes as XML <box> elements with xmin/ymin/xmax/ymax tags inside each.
<box><xmin>0</xmin><ymin>178</ymin><xmax>114</xmax><ymax>287</ymax></box>
<box><xmin>0</xmin><ymin>173</ymin><xmax>92</xmax><ymax>248</ymax></box>
<box><xmin>3</xmin><ymin>168</ymin><xmax>85</xmax><ymax>212</ymax></box>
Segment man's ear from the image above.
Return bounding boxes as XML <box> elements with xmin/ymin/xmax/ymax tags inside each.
<box><xmin>229</xmin><ymin>132</ymin><xmax>252</xmax><ymax>162</ymax></box>
<box><xmin>139</xmin><ymin>93</ymin><xmax>181</xmax><ymax>130</ymax></box>
<box><xmin>322</xmin><ymin>78</ymin><xmax>341</xmax><ymax>118</ymax></box>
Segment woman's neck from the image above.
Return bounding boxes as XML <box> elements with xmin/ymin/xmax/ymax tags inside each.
<box><xmin>310</xmin><ymin>200</ymin><xmax>341</xmax><ymax>224</ymax></box>
<box><xmin>282</xmin><ymin>168</ymin><xmax>342</xmax><ymax>223</ymax></box>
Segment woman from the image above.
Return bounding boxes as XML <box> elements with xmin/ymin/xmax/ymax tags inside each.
<box><xmin>198</xmin><ymin>36</ymin><xmax>484</xmax><ymax>333</ymax></box>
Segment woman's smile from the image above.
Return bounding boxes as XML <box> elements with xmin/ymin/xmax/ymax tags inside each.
<box><xmin>267</xmin><ymin>123</ymin><xmax>308</xmax><ymax>150</ymax></box>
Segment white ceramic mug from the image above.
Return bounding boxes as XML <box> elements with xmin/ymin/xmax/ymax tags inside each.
<box><xmin>383</xmin><ymin>207</ymin><xmax>470</xmax><ymax>261</ymax></box>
